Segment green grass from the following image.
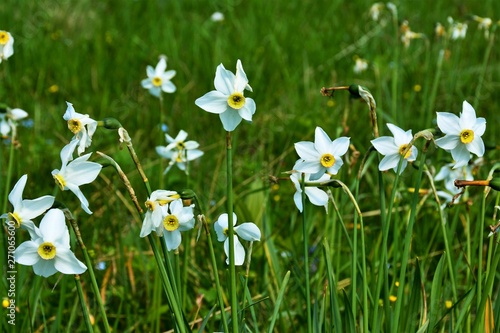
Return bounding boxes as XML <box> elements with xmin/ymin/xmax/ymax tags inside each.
<box><xmin>2</xmin><ymin>0</ymin><xmax>500</xmax><ymax>332</ymax></box>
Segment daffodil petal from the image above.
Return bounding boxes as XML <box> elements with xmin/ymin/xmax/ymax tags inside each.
<box><xmin>467</xmin><ymin>137</ymin><xmax>485</xmax><ymax>157</ymax></box>
<box><xmin>435</xmin><ymin>134</ymin><xmax>460</xmax><ymax>150</ymax></box>
<box><xmin>371</xmin><ymin>136</ymin><xmax>397</xmax><ymax>155</ymax></box>
<box><xmin>54</xmin><ymin>248</ymin><xmax>87</xmax><ymax>274</ymax></box>
<box><xmin>234</xmin><ymin>223</ymin><xmax>261</xmax><ymax>241</ymax></box>
<box><xmin>163</xmin><ymin>229</ymin><xmax>182</xmax><ymax>251</ymax></box>
<box><xmin>378</xmin><ymin>154</ymin><xmax>401</xmax><ymax>171</ymax></box>
<box><xmin>214</xmin><ymin>64</ymin><xmax>235</xmax><ymax>96</ymax></box>
<box><xmin>436</xmin><ymin>112</ymin><xmax>461</xmax><ymax>134</ymax></box>
<box><xmin>15</xmin><ymin>240</ymin><xmax>40</xmax><ymax>265</ymax></box>
<box><xmin>219</xmin><ymin>109</ymin><xmax>242</xmax><ymax>131</ymax></box>
<box><xmin>8</xmin><ymin>174</ymin><xmax>27</xmax><ymax>209</ymax></box>
<box><xmin>195</xmin><ymin>91</ymin><xmax>228</xmax><ymax>114</ymax></box>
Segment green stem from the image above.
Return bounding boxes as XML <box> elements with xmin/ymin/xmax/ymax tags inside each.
<box><xmin>74</xmin><ymin>274</ymin><xmax>94</xmax><ymax>333</ymax></box>
<box><xmin>64</xmin><ymin>210</ymin><xmax>111</xmax><ymax>333</ymax></box>
<box><xmin>226</xmin><ymin>131</ymin><xmax>238</xmax><ymax>332</ymax></box>
<box><xmin>200</xmin><ymin>214</ymin><xmax>229</xmax><ymax>332</ymax></box>
<box><xmin>159</xmin><ymin>94</ymin><xmax>165</xmax><ymax>189</ymax></box>
<box><xmin>300</xmin><ymin>173</ymin><xmax>312</xmax><ymax>333</ymax></box>
<box><xmin>392</xmin><ymin>145</ymin><xmax>427</xmax><ymax>330</ymax></box>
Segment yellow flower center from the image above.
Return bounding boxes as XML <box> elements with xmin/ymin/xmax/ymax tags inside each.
<box><xmin>320</xmin><ymin>153</ymin><xmax>335</xmax><ymax>168</ymax></box>
<box><xmin>38</xmin><ymin>242</ymin><xmax>56</xmax><ymax>260</ymax></box>
<box><xmin>0</xmin><ymin>31</ymin><xmax>9</xmax><ymax>45</ymax></box>
<box><xmin>53</xmin><ymin>173</ymin><xmax>66</xmax><ymax>190</ymax></box>
<box><xmin>145</xmin><ymin>200</ymin><xmax>155</xmax><ymax>211</ymax></box>
<box><xmin>460</xmin><ymin>129</ymin><xmax>474</xmax><ymax>144</ymax></box>
<box><xmin>8</xmin><ymin>212</ymin><xmax>21</xmax><ymax>228</ymax></box>
<box><xmin>163</xmin><ymin>214</ymin><xmax>179</xmax><ymax>231</ymax></box>
<box><xmin>68</xmin><ymin>119</ymin><xmax>82</xmax><ymax>134</ymax></box>
<box><xmin>176</xmin><ymin>141</ymin><xmax>185</xmax><ymax>150</ymax></box>
<box><xmin>398</xmin><ymin>144</ymin><xmax>412</xmax><ymax>159</ymax></box>
<box><xmin>227</xmin><ymin>92</ymin><xmax>246</xmax><ymax>109</ymax></box>
<box><xmin>152</xmin><ymin>77</ymin><xmax>162</xmax><ymax>87</ymax></box>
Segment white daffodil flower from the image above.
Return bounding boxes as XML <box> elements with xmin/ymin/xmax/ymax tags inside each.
<box><xmin>214</xmin><ymin>213</ymin><xmax>261</xmax><ymax>266</ymax></box>
<box><xmin>159</xmin><ymin>199</ymin><xmax>195</xmax><ymax>251</ymax></box>
<box><xmin>195</xmin><ymin>59</ymin><xmax>256</xmax><ymax>132</ymax></box>
<box><xmin>353</xmin><ymin>57</ymin><xmax>368</xmax><ymax>73</ymax></box>
<box><xmin>294</xmin><ymin>127</ymin><xmax>350</xmax><ymax>180</ymax></box>
<box><xmin>140</xmin><ymin>190</ymin><xmax>180</xmax><ymax>237</ymax></box>
<box><xmin>435</xmin><ymin>101</ymin><xmax>486</xmax><ymax>169</ymax></box>
<box><xmin>435</xmin><ymin>162</ymin><xmax>474</xmax><ymax>194</ymax></box>
<box><xmin>0</xmin><ymin>107</ymin><xmax>28</xmax><ymax>137</ymax></box>
<box><xmin>290</xmin><ymin>164</ymin><xmax>331</xmax><ymax>213</ymax></box>
<box><xmin>371</xmin><ymin>123</ymin><xmax>418</xmax><ymax>174</ymax></box>
<box><xmin>141</xmin><ymin>56</ymin><xmax>176</xmax><ymax>97</ymax></box>
<box><xmin>51</xmin><ymin>139</ymin><xmax>102</xmax><ymax>214</ymax></box>
<box><xmin>63</xmin><ymin>102</ymin><xmax>97</xmax><ymax>156</ymax></box>
<box><xmin>0</xmin><ymin>30</ymin><xmax>14</xmax><ymax>62</ymax></box>
<box><xmin>448</xmin><ymin>17</ymin><xmax>467</xmax><ymax>40</ymax></box>
<box><xmin>1</xmin><ymin>174</ymin><xmax>54</xmax><ymax>238</ymax></box>
<box><xmin>15</xmin><ymin>208</ymin><xmax>87</xmax><ymax>277</ymax></box>
<box><xmin>156</xmin><ymin>130</ymin><xmax>204</xmax><ymax>174</ymax></box>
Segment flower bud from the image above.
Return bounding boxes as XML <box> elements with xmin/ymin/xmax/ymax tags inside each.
<box><xmin>102</xmin><ymin>117</ymin><xmax>122</xmax><ymax>129</ymax></box>
<box><xmin>489</xmin><ymin>178</ymin><xmax>500</xmax><ymax>191</ymax></box>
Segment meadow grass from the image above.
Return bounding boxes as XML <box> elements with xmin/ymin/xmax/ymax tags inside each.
<box><xmin>2</xmin><ymin>0</ymin><xmax>500</xmax><ymax>332</ymax></box>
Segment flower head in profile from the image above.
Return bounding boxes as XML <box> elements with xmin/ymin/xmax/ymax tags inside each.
<box><xmin>159</xmin><ymin>199</ymin><xmax>195</xmax><ymax>251</ymax></box>
<box><xmin>156</xmin><ymin>130</ymin><xmax>204</xmax><ymax>174</ymax></box>
<box><xmin>290</xmin><ymin>164</ymin><xmax>331</xmax><ymax>213</ymax></box>
<box><xmin>51</xmin><ymin>139</ymin><xmax>102</xmax><ymax>214</ymax></box>
<box><xmin>448</xmin><ymin>17</ymin><xmax>467</xmax><ymax>40</ymax></box>
<box><xmin>214</xmin><ymin>213</ymin><xmax>261</xmax><ymax>265</ymax></box>
<box><xmin>63</xmin><ymin>102</ymin><xmax>97</xmax><ymax>155</ymax></box>
<box><xmin>0</xmin><ymin>30</ymin><xmax>14</xmax><ymax>63</ymax></box>
<box><xmin>1</xmin><ymin>175</ymin><xmax>54</xmax><ymax>238</ymax></box>
<box><xmin>435</xmin><ymin>101</ymin><xmax>486</xmax><ymax>169</ymax></box>
<box><xmin>0</xmin><ymin>107</ymin><xmax>28</xmax><ymax>138</ymax></box>
<box><xmin>141</xmin><ymin>56</ymin><xmax>176</xmax><ymax>97</ymax></box>
<box><xmin>472</xmin><ymin>15</ymin><xmax>493</xmax><ymax>39</ymax></box>
<box><xmin>140</xmin><ymin>190</ymin><xmax>180</xmax><ymax>237</ymax></box>
<box><xmin>353</xmin><ymin>56</ymin><xmax>368</xmax><ymax>74</ymax></box>
<box><xmin>400</xmin><ymin>20</ymin><xmax>425</xmax><ymax>48</ymax></box>
<box><xmin>371</xmin><ymin>123</ymin><xmax>418</xmax><ymax>174</ymax></box>
<box><xmin>368</xmin><ymin>3</ymin><xmax>385</xmax><ymax>21</ymax></box>
<box><xmin>15</xmin><ymin>208</ymin><xmax>87</xmax><ymax>277</ymax></box>
<box><xmin>195</xmin><ymin>59</ymin><xmax>256</xmax><ymax>132</ymax></box>
<box><xmin>294</xmin><ymin>127</ymin><xmax>350</xmax><ymax>180</ymax></box>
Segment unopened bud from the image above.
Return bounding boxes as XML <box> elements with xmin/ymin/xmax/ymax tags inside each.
<box><xmin>102</xmin><ymin>117</ymin><xmax>122</xmax><ymax>130</ymax></box>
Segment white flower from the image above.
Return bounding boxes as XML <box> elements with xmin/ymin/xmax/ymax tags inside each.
<box><xmin>140</xmin><ymin>190</ymin><xmax>180</xmax><ymax>237</ymax></box>
<box><xmin>63</xmin><ymin>102</ymin><xmax>97</xmax><ymax>155</ymax></box>
<box><xmin>435</xmin><ymin>163</ymin><xmax>473</xmax><ymax>194</ymax></box>
<box><xmin>435</xmin><ymin>101</ymin><xmax>486</xmax><ymax>169</ymax></box>
<box><xmin>290</xmin><ymin>163</ymin><xmax>331</xmax><ymax>213</ymax></box>
<box><xmin>214</xmin><ymin>213</ymin><xmax>261</xmax><ymax>265</ymax></box>
<box><xmin>368</xmin><ymin>3</ymin><xmax>384</xmax><ymax>21</ymax></box>
<box><xmin>294</xmin><ymin>127</ymin><xmax>350</xmax><ymax>180</ymax></box>
<box><xmin>51</xmin><ymin>139</ymin><xmax>102</xmax><ymax>214</ymax></box>
<box><xmin>473</xmin><ymin>15</ymin><xmax>493</xmax><ymax>39</ymax></box>
<box><xmin>448</xmin><ymin>17</ymin><xmax>467</xmax><ymax>40</ymax></box>
<box><xmin>353</xmin><ymin>57</ymin><xmax>368</xmax><ymax>73</ymax></box>
<box><xmin>159</xmin><ymin>199</ymin><xmax>195</xmax><ymax>251</ymax></box>
<box><xmin>0</xmin><ymin>30</ymin><xmax>14</xmax><ymax>62</ymax></box>
<box><xmin>1</xmin><ymin>175</ymin><xmax>54</xmax><ymax>238</ymax></box>
<box><xmin>14</xmin><ymin>208</ymin><xmax>87</xmax><ymax>277</ymax></box>
<box><xmin>210</xmin><ymin>12</ymin><xmax>224</xmax><ymax>22</ymax></box>
<box><xmin>195</xmin><ymin>59</ymin><xmax>256</xmax><ymax>131</ymax></box>
<box><xmin>0</xmin><ymin>107</ymin><xmax>28</xmax><ymax>137</ymax></box>
<box><xmin>155</xmin><ymin>130</ymin><xmax>204</xmax><ymax>174</ymax></box>
<box><xmin>141</xmin><ymin>56</ymin><xmax>176</xmax><ymax>97</ymax></box>
<box><xmin>371</xmin><ymin>123</ymin><xmax>418</xmax><ymax>174</ymax></box>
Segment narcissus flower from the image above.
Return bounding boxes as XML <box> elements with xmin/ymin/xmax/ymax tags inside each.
<box><xmin>63</xmin><ymin>102</ymin><xmax>97</xmax><ymax>155</ymax></box>
<box><xmin>0</xmin><ymin>30</ymin><xmax>14</xmax><ymax>62</ymax></box>
<box><xmin>290</xmin><ymin>165</ymin><xmax>331</xmax><ymax>213</ymax></box>
<box><xmin>371</xmin><ymin>123</ymin><xmax>418</xmax><ymax>174</ymax></box>
<box><xmin>156</xmin><ymin>130</ymin><xmax>204</xmax><ymax>174</ymax></box>
<box><xmin>214</xmin><ymin>213</ymin><xmax>261</xmax><ymax>265</ymax></box>
<box><xmin>159</xmin><ymin>199</ymin><xmax>195</xmax><ymax>251</ymax></box>
<box><xmin>1</xmin><ymin>174</ymin><xmax>54</xmax><ymax>238</ymax></box>
<box><xmin>435</xmin><ymin>101</ymin><xmax>486</xmax><ymax>169</ymax></box>
<box><xmin>294</xmin><ymin>127</ymin><xmax>350</xmax><ymax>180</ymax></box>
<box><xmin>0</xmin><ymin>107</ymin><xmax>28</xmax><ymax>137</ymax></box>
<box><xmin>195</xmin><ymin>59</ymin><xmax>256</xmax><ymax>131</ymax></box>
<box><xmin>448</xmin><ymin>17</ymin><xmax>467</xmax><ymax>40</ymax></box>
<box><xmin>51</xmin><ymin>140</ymin><xmax>102</xmax><ymax>214</ymax></box>
<box><xmin>141</xmin><ymin>56</ymin><xmax>176</xmax><ymax>97</ymax></box>
<box><xmin>15</xmin><ymin>208</ymin><xmax>87</xmax><ymax>277</ymax></box>
<box><xmin>140</xmin><ymin>190</ymin><xmax>180</xmax><ymax>237</ymax></box>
